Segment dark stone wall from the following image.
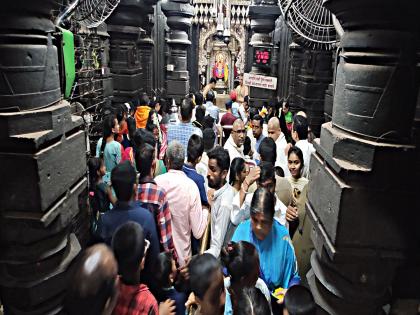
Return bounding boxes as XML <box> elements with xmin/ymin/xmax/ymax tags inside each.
<box><xmin>0</xmin><ymin>1</ymin><xmax>85</xmax><ymax>313</ymax></box>
<box><xmin>307</xmin><ymin>1</ymin><xmax>420</xmax><ymax>313</ymax></box>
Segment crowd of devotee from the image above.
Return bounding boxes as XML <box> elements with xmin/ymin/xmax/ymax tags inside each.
<box><xmin>68</xmin><ymin>77</ymin><xmax>319</xmax><ymax>315</ymax></box>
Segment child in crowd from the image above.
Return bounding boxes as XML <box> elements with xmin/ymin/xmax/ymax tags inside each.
<box><xmin>221</xmin><ymin>241</ymin><xmax>271</xmax><ymax>315</ymax></box>
<box><xmin>95</xmin><ymin>114</ymin><xmax>122</xmax><ymax>184</ymax></box>
<box><xmin>88</xmin><ymin>157</ymin><xmax>115</xmax><ymax>233</ymax></box>
<box><xmin>156</xmin><ymin>252</ymin><xmax>187</xmax><ymax>315</ymax></box>
<box><xmin>283</xmin><ymin>285</ymin><xmax>316</xmax><ymax>315</ymax></box>
<box><xmin>188</xmin><ymin>253</ymin><xmax>226</xmax><ymax>315</ymax></box>
<box><xmin>234</xmin><ymin>287</ymin><xmax>271</xmax><ymax>315</ymax></box>
<box><xmin>121</xmin><ymin>117</ymin><xmax>137</xmax><ymax>167</ymax></box>
<box><xmin>111</xmin><ymin>222</ymin><xmax>175</xmax><ymax>315</ymax></box>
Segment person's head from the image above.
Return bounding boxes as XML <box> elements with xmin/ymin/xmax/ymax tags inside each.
<box><xmin>180</xmin><ymin>97</ymin><xmax>194</xmax><ymax>122</ymax></box>
<box><xmin>250</xmin><ymin>187</ymin><xmax>275</xmax><ymax>240</ymax></box>
<box><xmin>243</xmin><ymin>95</ymin><xmax>249</xmax><ymax>111</ymax></box>
<box><xmin>203</xmin><ymin>115</ymin><xmax>215</xmax><ymax>129</ymax></box>
<box><xmin>88</xmin><ymin>157</ymin><xmax>106</xmax><ymax>185</ymax></box>
<box><xmin>283</xmin><ymin>285</ymin><xmax>316</xmax><ymax>315</ymax></box>
<box><xmin>229</xmin><ymin>157</ymin><xmax>248</xmax><ymax>187</ymax></box>
<box><xmin>231</xmin><ymin>119</ymin><xmax>245</xmax><ymax>147</ymax></box>
<box><xmin>133</xmin><ymin>129</ymin><xmax>156</xmax><ymax>151</ymax></box>
<box><xmin>288</xmin><ymin>146</ymin><xmax>304</xmax><ymax>179</ymax></box>
<box><xmin>64</xmin><ymin>244</ymin><xmax>119</xmax><ymax>315</ymax></box>
<box><xmin>206</xmin><ymin>89</ymin><xmax>215</xmax><ymax>103</ymax></box>
<box><xmin>166</xmin><ymin>141</ymin><xmax>185</xmax><ymax>171</ymax></box>
<box><xmin>292</xmin><ymin>115</ymin><xmax>309</xmax><ymax>141</ymax></box>
<box><xmin>207</xmin><ymin>146</ymin><xmax>230</xmax><ymax>190</ymax></box>
<box><xmin>275</xmin><ymin>166</ymin><xmax>285</xmax><ymax>177</ymax></box>
<box><xmin>195</xmin><ymin>105</ymin><xmax>206</xmax><ymax>124</ymax></box>
<box><xmin>159</xmin><ymin>98</ymin><xmax>169</xmax><ymax>116</ymax></box>
<box><xmin>234</xmin><ymin>287</ymin><xmax>271</xmax><ymax>315</ymax></box>
<box><xmin>267</xmin><ymin>117</ymin><xmax>281</xmax><ymax>141</ymax></box>
<box><xmin>111</xmin><ymin>161</ymin><xmax>137</xmax><ymax>202</ymax></box>
<box><xmin>195</xmin><ymin>92</ymin><xmax>204</xmax><ymax>106</ymax></box>
<box><xmin>221</xmin><ymin>241</ymin><xmax>260</xmax><ymax>288</ymax></box>
<box><xmin>243</xmin><ymin>136</ymin><xmax>252</xmax><ymax>156</ymax></box>
<box><xmin>135</xmin><ymin>143</ymin><xmax>156</xmax><ymax>179</ymax></box>
<box><xmin>187</xmin><ymin>134</ymin><xmax>204</xmax><ymax>165</ymax></box>
<box><xmin>225</xmin><ymin>100</ymin><xmax>233</xmax><ymax>111</ymax></box>
<box><xmin>203</xmin><ymin>128</ymin><xmax>216</xmax><ymax>152</ymax></box>
<box><xmin>112</xmin><ymin>222</ymin><xmax>148</xmax><ymax>281</ymax></box>
<box><xmin>251</xmin><ymin>114</ymin><xmax>264</xmax><ymax>140</ymax></box>
<box><xmin>230</xmin><ymin>90</ymin><xmax>237</xmax><ymax>102</ymax></box>
<box><xmin>115</xmin><ymin>104</ymin><xmax>127</xmax><ymax>124</ymax></box>
<box><xmin>156</xmin><ymin>252</ymin><xmax>177</xmax><ymax>289</ymax></box>
<box><xmin>189</xmin><ymin>253</ymin><xmax>225</xmax><ymax>315</ymax></box>
<box><xmin>209</xmin><ymin>77</ymin><xmax>217</xmax><ymax>88</ymax></box>
<box><xmin>102</xmin><ymin>114</ymin><xmax>119</xmax><ymax>139</ymax></box>
<box><xmin>139</xmin><ymin>93</ymin><xmax>150</xmax><ymax>106</ymax></box>
<box><xmin>296</xmin><ymin>111</ymin><xmax>307</xmax><ymax>118</ymax></box>
<box><xmin>238</xmin><ymin>75</ymin><xmax>243</xmax><ymax>86</ymax></box>
<box><xmin>257</xmin><ymin>162</ymin><xmax>276</xmax><ymax>193</ymax></box>
<box><xmin>146</xmin><ymin>116</ymin><xmax>159</xmax><ymax>141</ymax></box>
<box><xmin>127</xmin><ymin>116</ymin><xmax>137</xmax><ymax>142</ymax></box>
<box><xmin>259</xmin><ymin>137</ymin><xmax>276</xmax><ymax>165</ymax></box>
<box><xmin>282</xmin><ymin>100</ymin><xmax>290</xmax><ymax>114</ymax></box>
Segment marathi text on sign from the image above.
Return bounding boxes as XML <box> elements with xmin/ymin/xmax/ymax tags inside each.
<box><xmin>243</xmin><ymin>73</ymin><xmax>278</xmax><ymax>90</ymax></box>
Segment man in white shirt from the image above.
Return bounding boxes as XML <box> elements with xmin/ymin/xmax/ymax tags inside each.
<box><xmin>292</xmin><ymin>115</ymin><xmax>315</xmax><ymax>178</ymax></box>
<box><xmin>268</xmin><ymin>117</ymin><xmax>288</xmax><ymax>176</ymax></box>
<box><xmin>205</xmin><ymin>147</ymin><xmax>235</xmax><ymax>258</ymax></box>
<box><xmin>223</xmin><ymin>119</ymin><xmax>245</xmax><ymax>163</ymax></box>
<box><xmin>231</xmin><ymin>162</ymin><xmax>288</xmax><ymax>227</ymax></box>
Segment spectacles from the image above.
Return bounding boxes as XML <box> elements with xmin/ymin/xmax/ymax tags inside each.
<box><xmin>144</xmin><ymin>239</ymin><xmax>150</xmax><ymax>256</ymax></box>
<box><xmin>232</xmin><ymin>129</ymin><xmax>246</xmax><ymax>134</ymax></box>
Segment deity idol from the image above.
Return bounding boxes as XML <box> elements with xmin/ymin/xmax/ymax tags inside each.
<box><xmin>212</xmin><ymin>53</ymin><xmax>228</xmax><ymax>82</ymax></box>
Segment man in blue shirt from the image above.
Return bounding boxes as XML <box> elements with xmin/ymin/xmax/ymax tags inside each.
<box><xmin>167</xmin><ymin>98</ymin><xmax>202</xmax><ymax>155</ymax></box>
<box><xmin>252</xmin><ymin>114</ymin><xmax>266</xmax><ymax>162</ymax></box>
<box><xmin>204</xmin><ymin>90</ymin><xmax>220</xmax><ymax>124</ymax></box>
<box><xmin>96</xmin><ymin>161</ymin><xmax>159</xmax><ymax>289</ymax></box>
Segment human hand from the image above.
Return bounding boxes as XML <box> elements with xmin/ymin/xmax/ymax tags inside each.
<box><xmin>185</xmin><ymin>292</ymin><xmax>198</xmax><ymax>309</ymax></box>
<box><xmin>178</xmin><ymin>256</ymin><xmax>190</xmax><ymax>282</ymax></box>
<box><xmin>286</xmin><ymin>206</ymin><xmax>298</xmax><ymax>222</ymax></box>
<box><xmin>246</xmin><ymin>166</ymin><xmax>260</xmax><ymax>185</ymax></box>
<box><xmin>159</xmin><ymin>299</ymin><xmax>176</xmax><ymax>315</ymax></box>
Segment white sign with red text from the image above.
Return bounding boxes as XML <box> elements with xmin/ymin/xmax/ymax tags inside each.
<box><xmin>243</xmin><ymin>73</ymin><xmax>277</xmax><ymax>90</ymax></box>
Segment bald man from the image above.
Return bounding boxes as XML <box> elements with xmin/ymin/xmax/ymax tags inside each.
<box><xmin>223</xmin><ymin>119</ymin><xmax>245</xmax><ymax>162</ymax></box>
<box><xmin>268</xmin><ymin>117</ymin><xmax>289</xmax><ymax>176</ymax></box>
<box><xmin>65</xmin><ymin>244</ymin><xmax>119</xmax><ymax>315</ymax></box>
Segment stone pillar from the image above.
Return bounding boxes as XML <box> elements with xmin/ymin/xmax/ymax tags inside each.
<box><xmin>296</xmin><ymin>50</ymin><xmax>333</xmax><ymax>137</ymax></box>
<box><xmin>161</xmin><ymin>0</ymin><xmax>194</xmax><ymax>104</ymax></box>
<box><xmin>0</xmin><ymin>1</ymin><xmax>85</xmax><ymax>313</ymax></box>
<box><xmin>107</xmin><ymin>0</ymin><xmax>147</xmax><ymax>105</ymax></box>
<box><xmin>138</xmin><ymin>2</ymin><xmax>157</xmax><ymax>96</ymax></box>
<box><xmin>307</xmin><ymin>0</ymin><xmax>420</xmax><ymax>314</ymax></box>
<box><xmin>287</xmin><ymin>42</ymin><xmax>304</xmax><ymax>111</ymax></box>
<box><xmin>247</xmin><ymin>0</ymin><xmax>281</xmax><ymax>107</ymax></box>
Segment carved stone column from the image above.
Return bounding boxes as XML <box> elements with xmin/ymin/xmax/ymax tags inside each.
<box><xmin>138</xmin><ymin>1</ymin><xmax>158</xmax><ymax>96</ymax></box>
<box><xmin>247</xmin><ymin>0</ymin><xmax>281</xmax><ymax>107</ymax></box>
<box><xmin>307</xmin><ymin>0</ymin><xmax>420</xmax><ymax>314</ymax></box>
<box><xmin>161</xmin><ymin>0</ymin><xmax>194</xmax><ymax>104</ymax></box>
<box><xmin>296</xmin><ymin>50</ymin><xmax>333</xmax><ymax>137</ymax></box>
<box><xmin>0</xmin><ymin>1</ymin><xmax>85</xmax><ymax>313</ymax></box>
<box><xmin>288</xmin><ymin>42</ymin><xmax>304</xmax><ymax>111</ymax></box>
<box><xmin>107</xmin><ymin>0</ymin><xmax>147</xmax><ymax>105</ymax></box>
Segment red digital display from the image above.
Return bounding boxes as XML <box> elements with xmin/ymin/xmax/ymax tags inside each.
<box><xmin>253</xmin><ymin>48</ymin><xmax>271</xmax><ymax>67</ymax></box>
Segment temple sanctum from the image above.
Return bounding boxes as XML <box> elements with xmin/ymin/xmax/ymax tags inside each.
<box><xmin>0</xmin><ymin>0</ymin><xmax>419</xmax><ymax>314</ymax></box>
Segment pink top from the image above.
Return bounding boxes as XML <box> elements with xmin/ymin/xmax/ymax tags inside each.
<box><xmin>155</xmin><ymin>170</ymin><xmax>209</xmax><ymax>266</ymax></box>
